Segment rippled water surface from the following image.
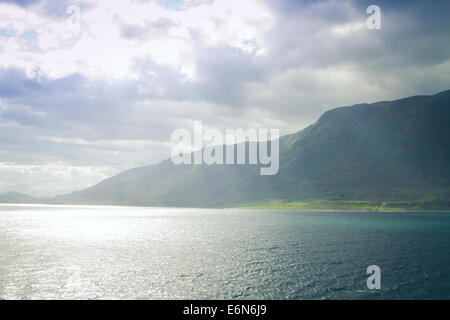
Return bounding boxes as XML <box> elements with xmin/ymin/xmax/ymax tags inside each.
<box><xmin>0</xmin><ymin>204</ymin><xmax>449</xmax><ymax>299</ymax></box>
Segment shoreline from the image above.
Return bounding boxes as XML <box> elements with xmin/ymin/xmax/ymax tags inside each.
<box><xmin>0</xmin><ymin>202</ymin><xmax>450</xmax><ymax>213</ymax></box>
<box><xmin>234</xmin><ymin>199</ymin><xmax>450</xmax><ymax>213</ymax></box>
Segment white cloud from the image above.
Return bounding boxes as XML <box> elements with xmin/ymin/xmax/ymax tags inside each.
<box><xmin>0</xmin><ymin>0</ymin><xmax>272</xmax><ymax>80</ymax></box>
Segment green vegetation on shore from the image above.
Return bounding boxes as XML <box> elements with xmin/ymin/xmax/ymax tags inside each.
<box><xmin>240</xmin><ymin>200</ymin><xmax>450</xmax><ymax>211</ymax></box>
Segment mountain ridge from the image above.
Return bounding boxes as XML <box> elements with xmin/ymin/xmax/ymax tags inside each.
<box><xmin>0</xmin><ymin>191</ymin><xmax>37</xmax><ymax>204</ymax></box>
<box><xmin>1</xmin><ymin>90</ymin><xmax>450</xmax><ymax>208</ymax></box>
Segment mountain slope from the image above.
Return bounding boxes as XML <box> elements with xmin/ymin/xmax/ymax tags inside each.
<box><xmin>277</xmin><ymin>90</ymin><xmax>450</xmax><ymax>202</ymax></box>
<box><xmin>46</xmin><ymin>90</ymin><xmax>450</xmax><ymax>207</ymax></box>
<box><xmin>0</xmin><ymin>192</ymin><xmax>37</xmax><ymax>204</ymax></box>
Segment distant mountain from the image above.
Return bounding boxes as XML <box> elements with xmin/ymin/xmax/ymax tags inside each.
<box><xmin>0</xmin><ymin>192</ymin><xmax>37</xmax><ymax>204</ymax></box>
<box><xmin>3</xmin><ymin>90</ymin><xmax>450</xmax><ymax>208</ymax></box>
<box><xmin>45</xmin><ymin>90</ymin><xmax>450</xmax><ymax>208</ymax></box>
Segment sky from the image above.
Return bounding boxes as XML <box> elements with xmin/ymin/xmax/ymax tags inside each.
<box><xmin>0</xmin><ymin>0</ymin><xmax>450</xmax><ymax>196</ymax></box>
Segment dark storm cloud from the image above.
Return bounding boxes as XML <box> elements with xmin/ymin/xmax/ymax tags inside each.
<box><xmin>263</xmin><ymin>0</ymin><xmax>450</xmax><ymax>69</ymax></box>
<box><xmin>252</xmin><ymin>0</ymin><xmax>450</xmax><ymax>111</ymax></box>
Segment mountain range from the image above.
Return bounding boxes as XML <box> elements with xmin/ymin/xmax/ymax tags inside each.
<box><xmin>1</xmin><ymin>90</ymin><xmax>450</xmax><ymax>209</ymax></box>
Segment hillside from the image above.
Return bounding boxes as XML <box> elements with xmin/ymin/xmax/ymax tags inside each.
<box><xmin>2</xmin><ymin>90</ymin><xmax>450</xmax><ymax>209</ymax></box>
<box><xmin>0</xmin><ymin>192</ymin><xmax>37</xmax><ymax>204</ymax></box>
<box><xmin>48</xmin><ymin>90</ymin><xmax>450</xmax><ymax>208</ymax></box>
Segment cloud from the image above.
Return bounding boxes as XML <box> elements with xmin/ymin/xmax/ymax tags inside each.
<box><xmin>155</xmin><ymin>0</ymin><xmax>214</xmax><ymax>11</ymax></box>
<box><xmin>0</xmin><ymin>0</ymin><xmax>90</xmax><ymax>17</ymax></box>
<box><xmin>0</xmin><ymin>0</ymin><xmax>40</xmax><ymax>7</ymax></box>
<box><xmin>121</xmin><ymin>17</ymin><xmax>178</xmax><ymax>39</ymax></box>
